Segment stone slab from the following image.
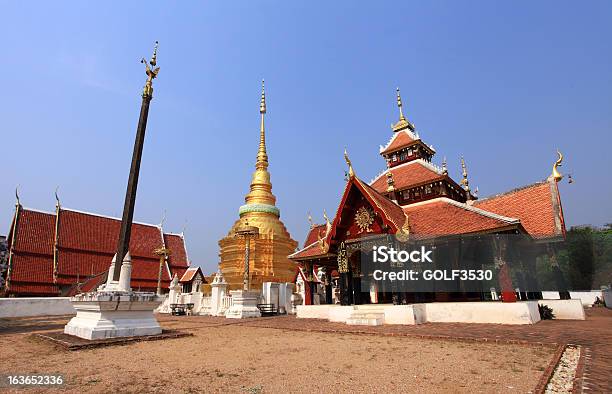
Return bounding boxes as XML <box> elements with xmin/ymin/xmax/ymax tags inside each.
<box><xmin>34</xmin><ymin>329</ymin><xmax>191</xmax><ymax>351</ymax></box>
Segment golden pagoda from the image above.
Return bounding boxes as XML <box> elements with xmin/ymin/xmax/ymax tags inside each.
<box><xmin>218</xmin><ymin>81</ymin><xmax>298</xmax><ymax>290</ymax></box>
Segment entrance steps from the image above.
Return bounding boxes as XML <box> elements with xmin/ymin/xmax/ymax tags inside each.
<box><xmin>345</xmin><ymin>305</ymin><xmax>386</xmax><ymax>326</ymax></box>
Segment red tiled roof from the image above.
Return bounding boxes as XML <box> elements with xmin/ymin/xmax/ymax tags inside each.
<box><xmin>370</xmin><ymin>160</ymin><xmax>443</xmax><ymax>193</ymax></box>
<box><xmin>473</xmin><ymin>181</ymin><xmax>562</xmax><ymax>238</ymax></box>
<box><xmin>9</xmin><ymin>254</ymin><xmax>55</xmax><ymax>284</ymax></box>
<box><xmin>402</xmin><ymin>198</ymin><xmax>520</xmax><ymax>236</ymax></box>
<box><xmin>289</xmin><ymin>241</ymin><xmax>329</xmax><ymax>260</ymax></box>
<box><xmin>7</xmin><ymin>282</ymin><xmax>60</xmax><ymax>296</ymax></box>
<box><xmin>12</xmin><ymin>209</ymin><xmax>55</xmax><ymax>255</ymax></box>
<box><xmin>163</xmin><ymin>233</ymin><xmax>190</xmax><ymax>278</ymax></box>
<box><xmin>58</xmin><ymin>210</ymin><xmax>161</xmax><ymax>258</ymax></box>
<box><xmin>179</xmin><ymin>267</ymin><xmax>203</xmax><ymax>283</ymax></box>
<box><xmin>303</xmin><ymin>224</ymin><xmax>327</xmax><ymax>247</ymax></box>
<box><xmin>5</xmin><ymin>207</ymin><xmax>187</xmax><ymax>296</ymax></box>
<box><xmin>380</xmin><ymin>130</ymin><xmax>416</xmax><ymax>155</ymax></box>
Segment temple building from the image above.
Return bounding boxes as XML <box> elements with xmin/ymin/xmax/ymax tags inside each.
<box><xmin>290</xmin><ymin>88</ymin><xmax>567</xmax><ymax>305</ymax></box>
<box><xmin>218</xmin><ymin>82</ymin><xmax>298</xmax><ymax>290</ymax></box>
<box><xmin>1</xmin><ymin>197</ymin><xmax>190</xmax><ymax>297</ymax></box>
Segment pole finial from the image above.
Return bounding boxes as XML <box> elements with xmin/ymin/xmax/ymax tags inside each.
<box><xmin>344</xmin><ymin>148</ymin><xmax>355</xmax><ymax>179</ymax></box>
<box><xmin>15</xmin><ymin>186</ymin><xmax>20</xmax><ymax>207</ymax></box>
<box><xmin>396</xmin><ymin>87</ymin><xmax>405</xmax><ymax>121</ymax></box>
<box><xmin>141</xmin><ymin>41</ymin><xmax>160</xmax><ymax>98</ymax></box>
<box><xmin>552</xmin><ymin>150</ymin><xmax>564</xmax><ymax>182</ymax></box>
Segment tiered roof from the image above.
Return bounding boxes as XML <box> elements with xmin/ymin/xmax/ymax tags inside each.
<box><xmin>5</xmin><ymin>206</ymin><xmax>190</xmax><ymax>296</ymax></box>
<box><xmin>370</xmin><ymin>159</ymin><xmax>444</xmax><ymax>193</ymax></box>
<box><xmin>290</xmin><ymin>90</ymin><xmax>566</xmax><ymax>262</ymax></box>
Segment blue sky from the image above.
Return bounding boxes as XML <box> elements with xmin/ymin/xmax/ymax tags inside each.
<box><xmin>1</xmin><ymin>1</ymin><xmax>611</xmax><ymax>274</ymax></box>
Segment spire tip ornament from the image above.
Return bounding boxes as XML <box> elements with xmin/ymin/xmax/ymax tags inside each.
<box><xmin>396</xmin><ymin>87</ymin><xmax>405</xmax><ymax>121</ymax></box>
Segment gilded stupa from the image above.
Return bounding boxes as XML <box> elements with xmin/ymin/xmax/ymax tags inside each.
<box><xmin>218</xmin><ymin>81</ymin><xmax>298</xmax><ymax>290</ymax></box>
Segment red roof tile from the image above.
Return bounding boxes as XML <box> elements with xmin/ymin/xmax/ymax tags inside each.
<box><xmin>13</xmin><ymin>209</ymin><xmax>55</xmax><ymax>255</ymax></box>
<box><xmin>473</xmin><ymin>181</ymin><xmax>563</xmax><ymax>238</ymax></box>
<box><xmin>58</xmin><ymin>210</ymin><xmax>161</xmax><ymax>258</ymax></box>
<box><xmin>179</xmin><ymin>267</ymin><xmax>203</xmax><ymax>283</ymax></box>
<box><xmin>163</xmin><ymin>233</ymin><xmax>190</xmax><ymax>271</ymax></box>
<box><xmin>7</xmin><ymin>283</ymin><xmax>60</xmax><ymax>296</ymax></box>
<box><xmin>289</xmin><ymin>241</ymin><xmax>329</xmax><ymax>260</ymax></box>
<box><xmin>380</xmin><ymin>130</ymin><xmax>416</xmax><ymax>155</ymax></box>
<box><xmin>402</xmin><ymin>198</ymin><xmax>520</xmax><ymax>236</ymax></box>
<box><xmin>9</xmin><ymin>254</ymin><xmax>55</xmax><ymax>283</ymax></box>
<box><xmin>6</xmin><ymin>207</ymin><xmax>187</xmax><ymax>296</ymax></box>
<box><xmin>370</xmin><ymin>161</ymin><xmax>443</xmax><ymax>193</ymax></box>
<box><xmin>303</xmin><ymin>224</ymin><xmax>327</xmax><ymax>247</ymax></box>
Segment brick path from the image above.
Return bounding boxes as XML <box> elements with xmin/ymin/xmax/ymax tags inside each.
<box><xmin>225</xmin><ymin>308</ymin><xmax>612</xmax><ymax>393</ymax></box>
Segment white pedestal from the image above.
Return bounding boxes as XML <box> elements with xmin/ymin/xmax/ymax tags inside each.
<box><xmin>225</xmin><ymin>290</ymin><xmax>261</xmax><ymax>319</ymax></box>
<box><xmin>64</xmin><ymin>291</ymin><xmax>162</xmax><ymax>340</ymax></box>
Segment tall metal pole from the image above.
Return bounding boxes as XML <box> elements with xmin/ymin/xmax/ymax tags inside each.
<box><xmin>112</xmin><ymin>42</ymin><xmax>160</xmax><ymax>282</ymax></box>
<box><xmin>243</xmin><ymin>235</ymin><xmax>250</xmax><ymax>291</ymax></box>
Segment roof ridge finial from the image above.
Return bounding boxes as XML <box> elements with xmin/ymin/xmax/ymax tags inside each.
<box><xmin>15</xmin><ymin>186</ymin><xmax>20</xmax><ymax>207</ymax></box>
<box><xmin>54</xmin><ymin>186</ymin><xmax>60</xmax><ymax>208</ymax></box>
<box><xmin>256</xmin><ymin>79</ymin><xmax>268</xmax><ymax>169</ymax></box>
<box><xmin>460</xmin><ymin>156</ymin><xmax>471</xmax><ymax>194</ymax></box>
<box><xmin>442</xmin><ymin>156</ymin><xmax>448</xmax><ymax>175</ymax></box>
<box><xmin>396</xmin><ymin>87</ymin><xmax>406</xmax><ymax>121</ymax></box>
<box><xmin>307</xmin><ymin>211</ymin><xmax>314</xmax><ymax>229</ymax></box>
<box><xmin>344</xmin><ymin>148</ymin><xmax>355</xmax><ymax>179</ymax></box>
<box><xmin>323</xmin><ymin>209</ymin><xmax>332</xmax><ymax>233</ymax></box>
<box><xmin>552</xmin><ymin>150</ymin><xmax>563</xmax><ymax>182</ymax></box>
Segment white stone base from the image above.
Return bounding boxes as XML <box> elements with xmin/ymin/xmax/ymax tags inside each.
<box><xmin>346</xmin><ymin>311</ymin><xmax>385</xmax><ymax>326</ymax></box>
<box><xmin>64</xmin><ymin>291</ymin><xmax>162</xmax><ymax>340</ymax></box>
<box><xmin>225</xmin><ymin>290</ymin><xmax>261</xmax><ymax>319</ymax></box>
<box><xmin>297</xmin><ymin>301</ymin><xmax>541</xmax><ymax>325</ymax></box>
<box><xmin>538</xmin><ymin>299</ymin><xmax>585</xmax><ymax>320</ymax></box>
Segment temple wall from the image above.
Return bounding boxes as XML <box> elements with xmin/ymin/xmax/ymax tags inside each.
<box><xmin>541</xmin><ymin>290</ymin><xmax>606</xmax><ymax>306</ymax></box>
<box><xmin>537</xmin><ymin>299</ymin><xmax>585</xmax><ymax>320</ymax></box>
<box><xmin>0</xmin><ymin>297</ymin><xmax>76</xmax><ymax>318</ymax></box>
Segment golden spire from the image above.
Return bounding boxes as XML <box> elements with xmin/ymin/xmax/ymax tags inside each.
<box><xmin>396</xmin><ymin>87</ymin><xmax>406</xmax><ymax>121</ymax></box>
<box><xmin>460</xmin><ymin>156</ymin><xmax>470</xmax><ymax>193</ymax></box>
<box><xmin>392</xmin><ymin>87</ymin><xmax>415</xmax><ymax>132</ymax></box>
<box><xmin>552</xmin><ymin>150</ymin><xmax>563</xmax><ymax>182</ymax></box>
<box><xmin>344</xmin><ymin>148</ymin><xmax>355</xmax><ymax>179</ymax></box>
<box><xmin>141</xmin><ymin>41</ymin><xmax>160</xmax><ymax>98</ymax></box>
<box><xmin>256</xmin><ymin>79</ymin><xmax>268</xmax><ymax>169</ymax></box>
<box><xmin>243</xmin><ymin>80</ymin><xmax>277</xmax><ymax>208</ymax></box>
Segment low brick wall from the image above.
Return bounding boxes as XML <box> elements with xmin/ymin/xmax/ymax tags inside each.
<box><xmin>0</xmin><ymin>297</ymin><xmax>76</xmax><ymax>318</ymax></box>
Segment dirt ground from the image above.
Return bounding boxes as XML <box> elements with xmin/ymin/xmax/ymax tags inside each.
<box><xmin>0</xmin><ymin>316</ymin><xmax>554</xmax><ymax>394</ymax></box>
